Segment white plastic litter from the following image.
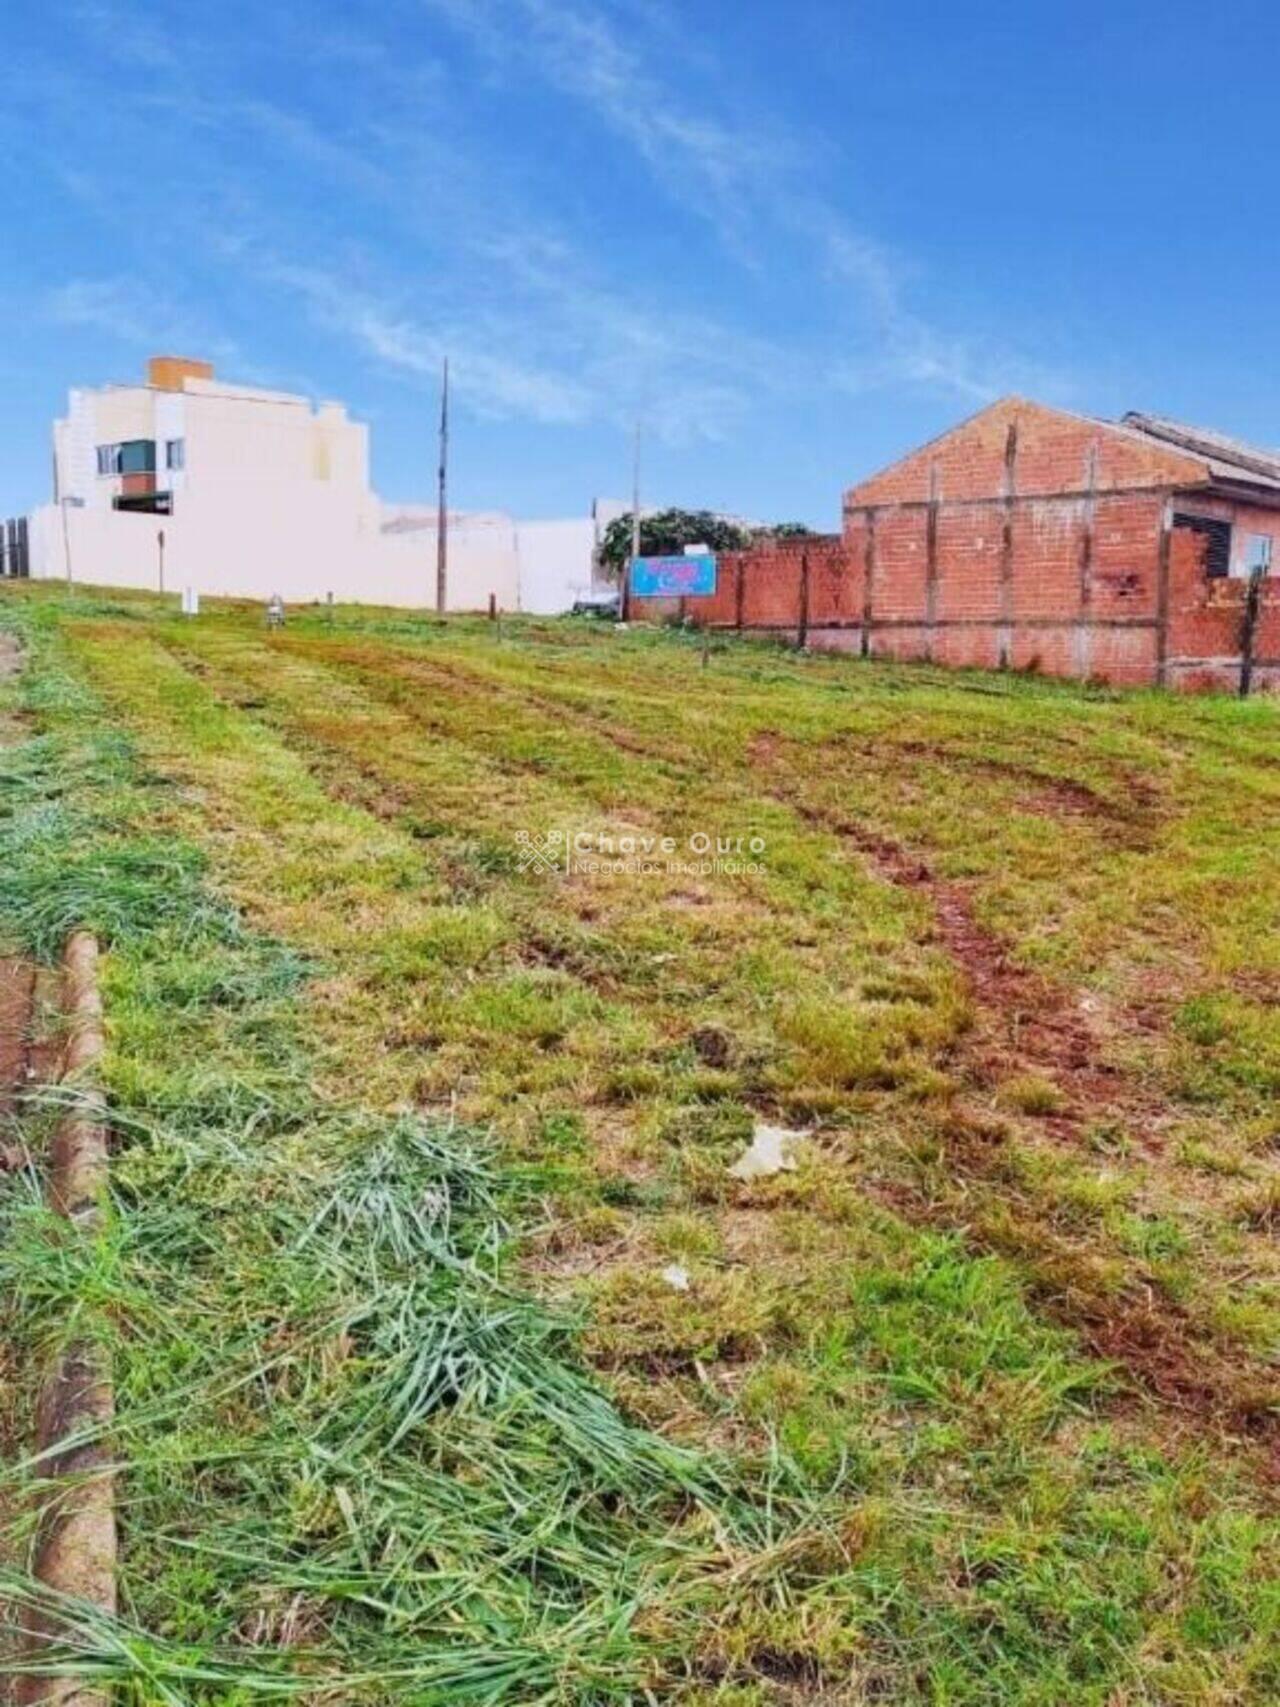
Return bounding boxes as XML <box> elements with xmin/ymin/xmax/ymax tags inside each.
<box><xmin>661</xmin><ymin>1264</ymin><xmax>690</xmax><ymax>1291</ymax></box>
<box><xmin>728</xmin><ymin>1123</ymin><xmax>803</xmax><ymax>1181</ymax></box>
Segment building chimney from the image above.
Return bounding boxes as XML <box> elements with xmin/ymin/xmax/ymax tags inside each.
<box><xmin>148</xmin><ymin>356</ymin><xmax>214</xmax><ymax>391</ymax></box>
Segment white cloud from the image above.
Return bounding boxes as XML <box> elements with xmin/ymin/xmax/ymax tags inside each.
<box><xmin>423</xmin><ymin>0</ymin><xmax>1053</xmax><ymax>404</ymax></box>
<box><xmin>42</xmin><ymin>0</ymin><xmax>1062</xmax><ymax>459</ymax></box>
<box><xmin>261</xmin><ymin>256</ymin><xmax>793</xmax><ymax>444</ymax></box>
<box><xmin>423</xmin><ymin>0</ymin><xmax>798</xmax><ymax>252</ymax></box>
<box><xmin>44</xmin><ymin>277</ymin><xmax>237</xmax><ymax>365</ymax></box>
<box><xmin>264</xmin><ymin>262</ymin><xmax>596</xmax><ymax>424</ymax></box>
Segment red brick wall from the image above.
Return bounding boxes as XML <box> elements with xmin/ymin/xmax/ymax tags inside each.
<box><xmin>933</xmin><ymin>507</ymin><xmax>1003</xmax><ymax>623</ymax></box>
<box><xmin>808</xmin><ymin>542</ymin><xmax>865</xmax><ymax>627</ymax></box>
<box><xmin>1165</xmin><ymin>497</ymin><xmax>1280</xmax><ymax>691</ymax></box>
<box><xmin>741</xmin><ymin>547</ymin><xmax>805</xmax><ymax>629</ymax></box>
<box><xmin>628</xmin><ymin>398</ymin><xmax>1280</xmax><ymax>693</ymax></box>
<box><xmin>1092</xmin><ymin>495</ymin><xmax>1162</xmax><ymax>618</ymax></box>
<box><xmin>871</xmin><ymin>510</ymin><xmax>929</xmax><ymax>621</ymax></box>
<box><xmin>843</xmin><ymin>396</ymin><xmax>1207</xmax><ymax>509</ymax></box>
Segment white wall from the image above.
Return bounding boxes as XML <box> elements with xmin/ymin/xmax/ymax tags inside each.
<box><xmin>515</xmin><ymin>518</ymin><xmax>597</xmax><ymax>614</ymax></box>
<box><xmin>31</xmin><ymin>503</ymin><xmax>169</xmax><ymax>594</ymax></box>
<box><xmin>38</xmin><ymin>374</ymin><xmax>610</xmax><ymax>613</ymax></box>
<box><xmin>28</xmin><ymin>500</ymin><xmax>521</xmax><ymax>612</ymax></box>
<box><xmin>375</xmin><ymin>519</ymin><xmax>520</xmax><ymax>612</ymax></box>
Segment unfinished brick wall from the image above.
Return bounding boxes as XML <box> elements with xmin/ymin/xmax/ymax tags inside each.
<box><xmin>846</xmin><ymin>397</ymin><xmax>1205</xmax><ymax>507</ymax></box>
<box><xmin>629</xmin><ymin>398</ymin><xmax>1280</xmax><ymax>691</ymax></box>
<box><xmin>1164</xmin><ymin>496</ymin><xmax>1280</xmax><ymax>692</ymax></box>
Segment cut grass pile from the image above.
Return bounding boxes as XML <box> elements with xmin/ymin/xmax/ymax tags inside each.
<box><xmin>1</xmin><ymin>583</ymin><xmax>1278</xmax><ymax>1703</ymax></box>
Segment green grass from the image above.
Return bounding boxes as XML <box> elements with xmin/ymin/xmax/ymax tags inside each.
<box><xmin>1</xmin><ymin>582</ymin><xmax>1279</xmax><ymax>1703</ymax></box>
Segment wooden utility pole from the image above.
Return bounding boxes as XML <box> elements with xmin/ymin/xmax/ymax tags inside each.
<box><xmin>436</xmin><ymin>357</ymin><xmax>449</xmax><ymax>615</ymax></box>
<box><xmin>630</xmin><ymin>421</ymin><xmax>642</xmax><ymax>567</ymax></box>
<box><xmin>622</xmin><ymin>421</ymin><xmax>641</xmax><ymax>621</ymax></box>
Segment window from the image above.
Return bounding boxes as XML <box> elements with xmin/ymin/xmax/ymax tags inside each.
<box><xmin>165</xmin><ymin>438</ymin><xmax>185</xmax><ymax>471</ymax></box>
<box><xmin>96</xmin><ymin>440</ymin><xmax>156</xmax><ymax>476</ymax></box>
<box><xmin>1173</xmin><ymin>512</ymin><xmax>1232</xmax><ymax>579</ymax></box>
<box><xmin>1236</xmin><ymin>532</ymin><xmax>1272</xmax><ymax>580</ymax></box>
<box><xmin>117</xmin><ymin>439</ymin><xmax>156</xmax><ymax>475</ymax></box>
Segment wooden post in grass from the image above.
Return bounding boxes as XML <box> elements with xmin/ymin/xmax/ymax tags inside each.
<box><xmin>20</xmin><ymin>931</ymin><xmax>115</xmax><ymax>1706</ymax></box>
<box><xmin>1240</xmin><ymin>563</ymin><xmax>1265</xmax><ymax>699</ymax></box>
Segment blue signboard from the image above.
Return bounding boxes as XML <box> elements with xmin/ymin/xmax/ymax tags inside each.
<box><xmin>630</xmin><ymin>553</ymin><xmax>717</xmax><ymax>598</ymax></box>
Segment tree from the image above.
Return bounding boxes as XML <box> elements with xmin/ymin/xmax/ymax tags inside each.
<box><xmin>598</xmin><ymin>509</ymin><xmax>816</xmax><ymax>579</ymax></box>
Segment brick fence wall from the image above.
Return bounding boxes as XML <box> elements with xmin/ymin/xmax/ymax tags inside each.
<box><xmin>631</xmin><ymin>503</ymin><xmax>1280</xmax><ymax>691</ymax></box>
<box><xmin>629</xmin><ymin>397</ymin><xmax>1280</xmax><ymax>692</ymax></box>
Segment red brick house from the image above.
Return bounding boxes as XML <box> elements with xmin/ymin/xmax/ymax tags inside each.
<box><xmin>631</xmin><ymin>398</ymin><xmax>1280</xmax><ymax>692</ymax></box>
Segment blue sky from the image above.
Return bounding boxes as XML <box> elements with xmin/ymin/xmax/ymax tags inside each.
<box><xmin>4</xmin><ymin>1</ymin><xmax>1280</xmax><ymax>526</ymax></box>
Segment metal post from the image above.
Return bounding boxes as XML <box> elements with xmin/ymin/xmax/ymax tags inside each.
<box><xmin>157</xmin><ymin>527</ymin><xmax>166</xmax><ymax>595</ymax></box>
<box><xmin>436</xmin><ymin>357</ymin><xmax>449</xmax><ymax>615</ymax></box>
<box><xmin>61</xmin><ymin>498</ymin><xmax>74</xmax><ymax>594</ymax></box>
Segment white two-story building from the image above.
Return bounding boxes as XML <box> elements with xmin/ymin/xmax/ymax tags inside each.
<box><xmin>26</xmin><ymin>357</ymin><xmax>616</xmax><ymax>613</ymax></box>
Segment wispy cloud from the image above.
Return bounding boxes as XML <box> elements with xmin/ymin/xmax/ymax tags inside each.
<box><xmin>424</xmin><ymin>0</ymin><xmax>803</xmax><ymax>254</ymax></box>
<box><xmin>31</xmin><ymin>0</ymin><xmax>1062</xmax><ymax>474</ymax></box>
<box><xmin>44</xmin><ymin>276</ymin><xmax>240</xmax><ymax>367</ymax></box>
<box><xmin>269</xmin><ymin>263</ymin><xmax>596</xmax><ymax>425</ymax></box>
<box><xmin>261</xmin><ymin>251</ymin><xmax>802</xmax><ymax>444</ymax></box>
<box><xmin>423</xmin><ymin>0</ymin><xmax>1047</xmax><ymax>404</ymax></box>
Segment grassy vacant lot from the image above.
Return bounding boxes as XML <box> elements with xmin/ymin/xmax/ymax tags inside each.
<box><xmin>1</xmin><ymin>581</ymin><xmax>1278</xmax><ymax>1703</ymax></box>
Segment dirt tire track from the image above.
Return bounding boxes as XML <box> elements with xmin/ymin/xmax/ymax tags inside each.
<box><xmin>751</xmin><ymin>741</ymin><xmax>1280</xmax><ymax>1461</ymax></box>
